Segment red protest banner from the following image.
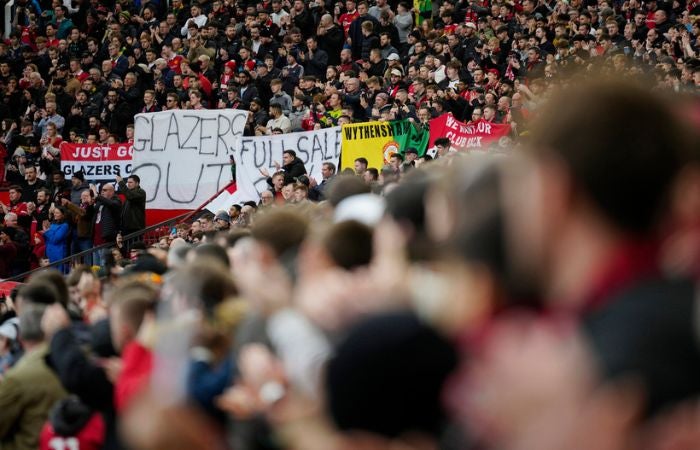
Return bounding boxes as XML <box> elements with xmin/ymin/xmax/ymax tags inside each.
<box><xmin>60</xmin><ymin>143</ymin><xmax>133</xmax><ymax>181</ymax></box>
<box><xmin>428</xmin><ymin>113</ymin><xmax>511</xmax><ymax>150</ymax></box>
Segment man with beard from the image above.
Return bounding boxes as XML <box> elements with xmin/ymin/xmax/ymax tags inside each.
<box><xmin>30</xmin><ymin>188</ymin><xmax>51</xmax><ymax>225</ymax></box>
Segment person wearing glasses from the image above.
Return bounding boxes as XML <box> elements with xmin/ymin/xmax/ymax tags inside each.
<box><xmin>164</xmin><ymin>93</ymin><xmax>181</xmax><ymax>110</ymax></box>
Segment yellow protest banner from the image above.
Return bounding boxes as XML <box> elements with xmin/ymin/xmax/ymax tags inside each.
<box><xmin>341</xmin><ymin>121</ymin><xmax>394</xmax><ymax>171</ymax></box>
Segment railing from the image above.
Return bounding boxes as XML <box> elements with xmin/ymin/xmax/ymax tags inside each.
<box><xmin>5</xmin><ymin>212</ymin><xmax>190</xmax><ymax>282</ymax></box>
<box><xmin>4</xmin><ymin>181</ymin><xmax>235</xmax><ymax>281</ymax></box>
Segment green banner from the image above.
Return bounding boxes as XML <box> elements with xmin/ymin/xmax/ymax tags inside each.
<box><xmin>389</xmin><ymin>119</ymin><xmax>431</xmax><ymax>157</ymax></box>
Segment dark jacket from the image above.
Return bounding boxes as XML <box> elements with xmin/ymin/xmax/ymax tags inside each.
<box><xmin>281</xmin><ymin>157</ymin><xmax>308</xmax><ymax>185</ymax></box>
<box><xmin>309</xmin><ymin>176</ymin><xmax>334</xmax><ymax>201</ymax></box>
<box><xmin>20</xmin><ymin>179</ymin><xmax>45</xmax><ymax>203</ymax></box>
<box><xmin>318</xmin><ymin>25</ymin><xmax>344</xmax><ymax>66</ymax></box>
<box><xmin>349</xmin><ymin>14</ymin><xmax>379</xmax><ymax>59</ymax></box>
<box><xmin>360</xmin><ymin>34</ymin><xmax>380</xmax><ymax>61</ymax></box>
<box><xmin>302</xmin><ymin>48</ymin><xmax>329</xmax><ymax>80</ymax></box>
<box><xmin>583</xmin><ymin>277</ymin><xmax>700</xmax><ymax>416</ymax></box>
<box><xmin>117</xmin><ymin>181</ymin><xmax>146</xmax><ymax>233</ymax></box>
<box><xmin>49</xmin><ymin>327</ymin><xmax>120</xmax><ymax>450</ymax></box>
<box><xmin>93</xmin><ymin>195</ymin><xmax>121</xmax><ymax>241</ymax></box>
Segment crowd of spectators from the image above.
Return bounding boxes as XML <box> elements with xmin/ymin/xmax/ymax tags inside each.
<box><xmin>0</xmin><ymin>0</ymin><xmax>698</xmax><ymax>278</ymax></box>
<box><xmin>1</xmin><ymin>79</ymin><xmax>700</xmax><ymax>450</ymax></box>
<box><xmin>0</xmin><ymin>0</ymin><xmax>700</xmax><ymax>448</ymax></box>
<box><xmin>0</xmin><ymin>0</ymin><xmax>699</xmax><ymax>177</ymax></box>
<box><xmin>0</xmin><ymin>172</ymin><xmax>145</xmax><ymax>276</ymax></box>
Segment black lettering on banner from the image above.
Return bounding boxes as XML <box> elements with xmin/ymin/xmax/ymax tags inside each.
<box><xmin>165</xmin><ymin>161</ymin><xmax>203</xmax><ymax>203</ymax></box>
<box><xmin>130</xmin><ymin>163</ymin><xmax>162</xmax><ymax>202</ymax></box>
<box><xmin>334</xmin><ymin>129</ymin><xmax>342</xmax><ymax>158</ymax></box>
<box><xmin>266</xmin><ymin>140</ymin><xmax>273</xmax><ymax>169</ymax></box>
<box><xmin>230</xmin><ymin>112</ymin><xmax>247</xmax><ymax>138</ymax></box>
<box><xmin>180</xmin><ymin>115</ymin><xmax>201</xmax><ymax>151</ymax></box>
<box><xmin>148</xmin><ymin>114</ymin><xmax>162</xmax><ymax>151</ymax></box>
<box><xmin>217</xmin><ymin>114</ymin><xmax>231</xmax><ymax>156</ymax></box>
<box><xmin>296</xmin><ymin>135</ymin><xmax>310</xmax><ymax>163</ymax></box>
<box><xmin>199</xmin><ymin>117</ymin><xmax>217</xmax><ymax>156</ymax></box>
<box><xmin>311</xmin><ymin>134</ymin><xmax>324</xmax><ymax>162</ymax></box>
<box><xmin>254</xmin><ymin>141</ymin><xmax>267</xmax><ymax>169</ymax></box>
<box><xmin>133</xmin><ymin>115</ymin><xmax>151</xmax><ymax>152</ymax></box>
<box><xmin>125</xmin><ymin>164</ymin><xmax>132</xmax><ymax>172</ymax></box>
<box><xmin>209</xmin><ymin>162</ymin><xmax>230</xmax><ymax>191</ymax></box>
<box><xmin>344</xmin><ymin>127</ymin><xmax>353</xmax><ymax>141</ymax></box>
<box><xmin>162</xmin><ymin>113</ymin><xmax>181</xmax><ymax>151</ymax></box>
<box><xmin>298</xmin><ymin>135</ymin><xmax>310</xmax><ymax>164</ymax></box>
<box><xmin>239</xmin><ymin>139</ymin><xmax>253</xmax><ymax>164</ymax></box>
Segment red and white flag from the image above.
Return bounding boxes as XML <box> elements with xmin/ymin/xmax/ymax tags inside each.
<box><xmin>205</xmin><ymin>182</ymin><xmax>238</xmax><ymax>214</ymax></box>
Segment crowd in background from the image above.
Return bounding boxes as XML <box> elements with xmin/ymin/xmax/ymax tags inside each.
<box><xmin>0</xmin><ymin>172</ymin><xmax>145</xmax><ymax>276</ymax></box>
<box><xmin>1</xmin><ymin>0</ymin><xmax>700</xmax><ymax>449</ymax></box>
<box><xmin>1</xmin><ymin>79</ymin><xmax>700</xmax><ymax>450</ymax></box>
<box><xmin>0</xmin><ymin>0</ymin><xmax>699</xmax><ymax>277</ymax></box>
<box><xmin>0</xmin><ymin>0</ymin><xmax>698</xmax><ymax>162</ymax></box>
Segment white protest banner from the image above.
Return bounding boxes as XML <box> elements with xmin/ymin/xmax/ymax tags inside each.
<box><xmin>60</xmin><ymin>143</ymin><xmax>133</xmax><ymax>181</ymax></box>
<box><xmin>131</xmin><ymin>109</ymin><xmax>248</xmax><ymax>209</ymax></box>
<box><xmin>232</xmin><ymin>127</ymin><xmax>342</xmax><ymax>202</ymax></box>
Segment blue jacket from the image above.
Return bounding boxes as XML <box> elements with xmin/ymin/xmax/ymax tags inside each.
<box><xmin>44</xmin><ymin>222</ymin><xmax>70</xmax><ymax>262</ymax></box>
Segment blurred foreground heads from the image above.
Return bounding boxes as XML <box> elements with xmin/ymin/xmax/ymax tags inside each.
<box><xmin>463</xmin><ymin>78</ymin><xmax>700</xmax><ymax>450</ymax></box>
<box><xmin>114</xmin><ymin>79</ymin><xmax>700</xmax><ymax>450</ymax></box>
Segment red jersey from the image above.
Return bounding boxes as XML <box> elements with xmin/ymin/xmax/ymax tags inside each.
<box><xmin>168</xmin><ymin>54</ymin><xmax>184</xmax><ymax>74</ymax></box>
<box><xmin>39</xmin><ymin>414</ymin><xmax>105</xmax><ymax>450</ymax></box>
<box><xmin>339</xmin><ymin>10</ymin><xmax>359</xmax><ymax>36</ymax></box>
<box><xmin>115</xmin><ymin>341</ymin><xmax>153</xmax><ymax>413</ymax></box>
<box><xmin>9</xmin><ymin>201</ymin><xmax>28</xmax><ymax>216</ymax></box>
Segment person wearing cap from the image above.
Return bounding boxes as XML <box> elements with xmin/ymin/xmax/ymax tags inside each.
<box><xmin>220</xmin><ymin>59</ymin><xmax>237</xmax><ymax>87</ymax></box>
<box><xmin>69</xmin><ymin>171</ymin><xmax>89</xmax><ymax>206</ymax></box>
<box><xmin>214</xmin><ymin>211</ymin><xmax>231</xmax><ymax>231</ymax></box>
<box><xmin>256</xmin><ymin>29</ymin><xmax>278</xmax><ymax>61</ymax></box>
